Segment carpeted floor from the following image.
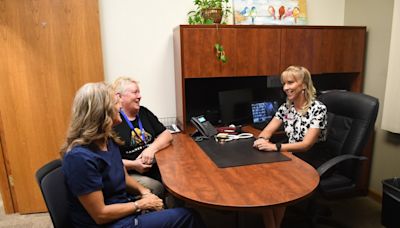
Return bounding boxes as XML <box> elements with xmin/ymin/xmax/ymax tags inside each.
<box><xmin>0</xmin><ymin>212</ymin><xmax>52</xmax><ymax>228</ymax></box>
<box><xmin>282</xmin><ymin>196</ymin><xmax>384</xmax><ymax>228</ymax></box>
<box><xmin>190</xmin><ymin>196</ymin><xmax>384</xmax><ymax>228</ymax></box>
<box><xmin>0</xmin><ymin>193</ymin><xmax>384</xmax><ymax>228</ymax></box>
<box><xmin>0</xmin><ymin>197</ymin><xmax>52</xmax><ymax>227</ymax></box>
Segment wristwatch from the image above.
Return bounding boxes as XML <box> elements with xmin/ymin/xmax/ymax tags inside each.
<box><xmin>133</xmin><ymin>201</ymin><xmax>141</xmax><ymax>213</ymax></box>
<box><xmin>276</xmin><ymin>143</ymin><xmax>281</xmax><ymax>152</ymax></box>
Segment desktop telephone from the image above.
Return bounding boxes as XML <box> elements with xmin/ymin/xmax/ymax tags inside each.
<box><xmin>190</xmin><ymin>115</ymin><xmax>218</xmax><ymax>138</ymax></box>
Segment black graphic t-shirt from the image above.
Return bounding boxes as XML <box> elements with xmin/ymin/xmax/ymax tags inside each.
<box><xmin>113</xmin><ymin>106</ymin><xmax>166</xmax><ymax>160</ymax></box>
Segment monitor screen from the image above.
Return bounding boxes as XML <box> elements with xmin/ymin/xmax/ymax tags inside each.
<box><xmin>218</xmin><ymin>88</ymin><xmax>253</xmax><ymax>125</ymax></box>
<box><xmin>251</xmin><ymin>101</ymin><xmax>279</xmax><ymax>124</ymax></box>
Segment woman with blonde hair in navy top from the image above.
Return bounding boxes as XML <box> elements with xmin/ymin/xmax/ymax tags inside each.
<box><xmin>61</xmin><ymin>82</ymin><xmax>204</xmax><ymax>227</ymax></box>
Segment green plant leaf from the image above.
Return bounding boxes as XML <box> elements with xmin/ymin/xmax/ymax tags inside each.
<box><xmin>204</xmin><ymin>18</ymin><xmax>214</xmax><ymax>24</ymax></box>
<box><xmin>215</xmin><ymin>43</ymin><xmax>224</xmax><ymax>52</ymax></box>
<box><xmin>187</xmin><ymin>0</ymin><xmax>232</xmax><ymax>25</ymax></box>
<box><xmin>220</xmin><ymin>55</ymin><xmax>227</xmax><ymax>63</ymax></box>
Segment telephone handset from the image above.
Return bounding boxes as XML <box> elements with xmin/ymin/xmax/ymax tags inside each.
<box><xmin>190</xmin><ymin>115</ymin><xmax>218</xmax><ymax>138</ymax></box>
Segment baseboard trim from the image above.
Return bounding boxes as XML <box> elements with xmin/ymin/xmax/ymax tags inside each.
<box><xmin>368</xmin><ymin>189</ymin><xmax>382</xmax><ymax>204</ymax></box>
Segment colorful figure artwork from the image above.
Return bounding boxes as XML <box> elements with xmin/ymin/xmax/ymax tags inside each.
<box><xmin>234</xmin><ymin>0</ymin><xmax>307</xmax><ymax>25</ymax></box>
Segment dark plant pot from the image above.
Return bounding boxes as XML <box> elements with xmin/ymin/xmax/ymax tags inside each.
<box><xmin>202</xmin><ymin>8</ymin><xmax>222</xmax><ymax>24</ymax></box>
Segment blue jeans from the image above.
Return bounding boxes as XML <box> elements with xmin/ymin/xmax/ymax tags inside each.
<box><xmin>134</xmin><ymin>208</ymin><xmax>205</xmax><ymax>228</ymax></box>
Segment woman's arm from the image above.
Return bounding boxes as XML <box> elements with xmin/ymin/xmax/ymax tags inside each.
<box><xmin>77</xmin><ymin>168</ymin><xmax>148</xmax><ymax>225</ymax></box>
<box><xmin>139</xmin><ymin>130</ymin><xmax>173</xmax><ymax>164</ymax></box>
<box><xmin>280</xmin><ymin>128</ymin><xmax>320</xmax><ymax>152</ymax></box>
<box><xmin>253</xmin><ymin>118</ymin><xmax>282</xmax><ymax>147</ymax></box>
<box><xmin>258</xmin><ymin>118</ymin><xmax>282</xmax><ymax>139</ymax></box>
<box><xmin>122</xmin><ymin>159</ymin><xmax>152</xmax><ymax>173</ymax></box>
<box><xmin>254</xmin><ymin>128</ymin><xmax>320</xmax><ymax>153</ymax></box>
<box><xmin>124</xmin><ymin>168</ymin><xmax>151</xmax><ymax>195</ymax></box>
<box><xmin>78</xmin><ymin>168</ymin><xmax>163</xmax><ymax>225</ymax></box>
<box><xmin>124</xmin><ymin>168</ymin><xmax>164</xmax><ymax>211</ymax></box>
<box><xmin>78</xmin><ymin>191</ymin><xmax>137</xmax><ymax>225</ymax></box>
<box><xmin>78</xmin><ymin>190</ymin><xmax>163</xmax><ymax>225</ymax></box>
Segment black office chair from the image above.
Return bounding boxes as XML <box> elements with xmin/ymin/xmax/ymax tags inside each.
<box><xmin>304</xmin><ymin>90</ymin><xmax>379</xmax><ymax>227</ymax></box>
<box><xmin>283</xmin><ymin>91</ymin><xmax>379</xmax><ymax>228</ymax></box>
<box><xmin>317</xmin><ymin>90</ymin><xmax>379</xmax><ymax>198</ymax></box>
<box><xmin>35</xmin><ymin>159</ymin><xmax>72</xmax><ymax>228</ymax></box>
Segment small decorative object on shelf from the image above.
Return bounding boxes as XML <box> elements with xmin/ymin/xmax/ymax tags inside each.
<box><xmin>188</xmin><ymin>0</ymin><xmax>231</xmax><ymax>25</ymax></box>
<box><xmin>202</xmin><ymin>8</ymin><xmax>223</xmax><ymax>23</ymax></box>
<box><xmin>233</xmin><ymin>0</ymin><xmax>308</xmax><ymax>25</ymax></box>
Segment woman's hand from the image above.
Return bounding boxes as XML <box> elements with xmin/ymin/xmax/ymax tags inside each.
<box><xmin>138</xmin><ymin>130</ymin><xmax>173</xmax><ymax>165</ymax></box>
<box><xmin>135</xmin><ymin>194</ymin><xmax>164</xmax><ymax>211</ymax></box>
<box><xmin>124</xmin><ymin>159</ymin><xmax>152</xmax><ymax>174</ymax></box>
<box><xmin>134</xmin><ymin>160</ymin><xmax>152</xmax><ymax>174</ymax></box>
<box><xmin>125</xmin><ymin>159</ymin><xmax>152</xmax><ymax>173</ymax></box>
<box><xmin>253</xmin><ymin>138</ymin><xmax>277</xmax><ymax>152</ymax></box>
<box><xmin>138</xmin><ymin>147</ymin><xmax>156</xmax><ymax>165</ymax></box>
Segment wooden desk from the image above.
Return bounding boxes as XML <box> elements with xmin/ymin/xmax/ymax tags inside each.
<box><xmin>156</xmin><ymin>129</ymin><xmax>319</xmax><ymax>211</ymax></box>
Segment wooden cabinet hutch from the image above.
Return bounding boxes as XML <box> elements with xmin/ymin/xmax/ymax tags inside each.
<box><xmin>173</xmin><ymin>25</ymin><xmax>366</xmax><ymax>130</ymax></box>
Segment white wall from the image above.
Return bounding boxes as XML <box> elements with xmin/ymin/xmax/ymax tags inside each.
<box><xmin>99</xmin><ymin>1</ymin><xmax>193</xmax><ymax>118</ymax></box>
<box><xmin>99</xmin><ymin>0</ymin><xmax>344</xmax><ymax>118</ymax></box>
<box><xmin>382</xmin><ymin>0</ymin><xmax>400</xmax><ymax>133</ymax></box>
<box><xmin>307</xmin><ymin>0</ymin><xmax>344</xmax><ymax>25</ymax></box>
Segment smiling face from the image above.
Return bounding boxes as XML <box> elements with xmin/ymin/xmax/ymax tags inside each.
<box><xmin>120</xmin><ymin>82</ymin><xmax>141</xmax><ymax>114</ymax></box>
<box><xmin>282</xmin><ymin>73</ymin><xmax>305</xmax><ymax>103</ymax></box>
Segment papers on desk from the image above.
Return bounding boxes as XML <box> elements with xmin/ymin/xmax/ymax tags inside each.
<box><xmin>166</xmin><ymin>124</ymin><xmax>181</xmax><ymax>134</ymax></box>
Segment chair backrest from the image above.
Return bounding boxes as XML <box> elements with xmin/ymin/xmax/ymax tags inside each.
<box><xmin>318</xmin><ymin>90</ymin><xmax>379</xmax><ymax>181</ymax></box>
<box><xmin>35</xmin><ymin>159</ymin><xmax>72</xmax><ymax>228</ymax></box>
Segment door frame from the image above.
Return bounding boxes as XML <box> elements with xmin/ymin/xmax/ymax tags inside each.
<box><xmin>0</xmin><ymin>110</ymin><xmax>16</xmax><ymax>214</ymax></box>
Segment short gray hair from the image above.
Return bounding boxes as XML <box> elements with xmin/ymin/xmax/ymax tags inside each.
<box><xmin>112</xmin><ymin>76</ymin><xmax>139</xmax><ymax>94</ymax></box>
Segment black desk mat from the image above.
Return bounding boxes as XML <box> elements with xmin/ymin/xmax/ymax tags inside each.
<box><xmin>196</xmin><ymin>137</ymin><xmax>291</xmax><ymax>168</ymax></box>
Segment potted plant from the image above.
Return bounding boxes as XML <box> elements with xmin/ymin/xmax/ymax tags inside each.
<box><xmin>188</xmin><ymin>0</ymin><xmax>231</xmax><ymax>25</ymax></box>
<box><xmin>188</xmin><ymin>0</ymin><xmax>231</xmax><ymax>63</ymax></box>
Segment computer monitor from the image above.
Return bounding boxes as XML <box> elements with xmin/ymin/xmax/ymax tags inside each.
<box><xmin>251</xmin><ymin>101</ymin><xmax>279</xmax><ymax>129</ymax></box>
<box><xmin>218</xmin><ymin>88</ymin><xmax>253</xmax><ymax>125</ymax></box>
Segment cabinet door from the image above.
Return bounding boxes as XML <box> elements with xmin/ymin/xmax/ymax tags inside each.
<box><xmin>181</xmin><ymin>28</ymin><xmax>236</xmax><ymax>78</ymax></box>
<box><xmin>321</xmin><ymin>28</ymin><xmax>366</xmax><ymax>73</ymax></box>
<box><xmin>0</xmin><ymin>0</ymin><xmax>103</xmax><ymax>213</ymax></box>
<box><xmin>281</xmin><ymin>28</ymin><xmax>323</xmax><ymax>74</ymax></box>
<box><xmin>236</xmin><ymin>28</ymin><xmax>281</xmax><ymax>76</ymax></box>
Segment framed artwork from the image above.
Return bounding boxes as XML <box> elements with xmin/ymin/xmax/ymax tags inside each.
<box><xmin>233</xmin><ymin>0</ymin><xmax>308</xmax><ymax>25</ymax></box>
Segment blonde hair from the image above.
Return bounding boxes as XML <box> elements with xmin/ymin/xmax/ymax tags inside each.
<box><xmin>112</xmin><ymin>76</ymin><xmax>139</xmax><ymax>95</ymax></box>
<box><xmin>281</xmin><ymin>66</ymin><xmax>316</xmax><ymax>114</ymax></box>
<box><xmin>60</xmin><ymin>82</ymin><xmax>122</xmax><ymax>156</ymax></box>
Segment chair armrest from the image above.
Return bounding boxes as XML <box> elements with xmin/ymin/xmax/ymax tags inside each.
<box><xmin>317</xmin><ymin>154</ymin><xmax>367</xmax><ymax>177</ymax></box>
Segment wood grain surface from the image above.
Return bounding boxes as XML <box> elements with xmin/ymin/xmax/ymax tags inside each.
<box><xmin>156</xmin><ymin>130</ymin><xmax>319</xmax><ymax>211</ymax></box>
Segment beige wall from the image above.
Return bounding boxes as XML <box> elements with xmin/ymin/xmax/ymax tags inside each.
<box><xmin>99</xmin><ymin>0</ymin><xmax>344</xmax><ymax>118</ymax></box>
<box><xmin>345</xmin><ymin>0</ymin><xmax>400</xmax><ymax>195</ymax></box>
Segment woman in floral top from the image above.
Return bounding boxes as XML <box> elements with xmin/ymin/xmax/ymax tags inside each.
<box><xmin>253</xmin><ymin>65</ymin><xmax>327</xmax><ymax>155</ymax></box>
<box><xmin>253</xmin><ymin>65</ymin><xmax>327</xmax><ymax>228</ymax></box>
